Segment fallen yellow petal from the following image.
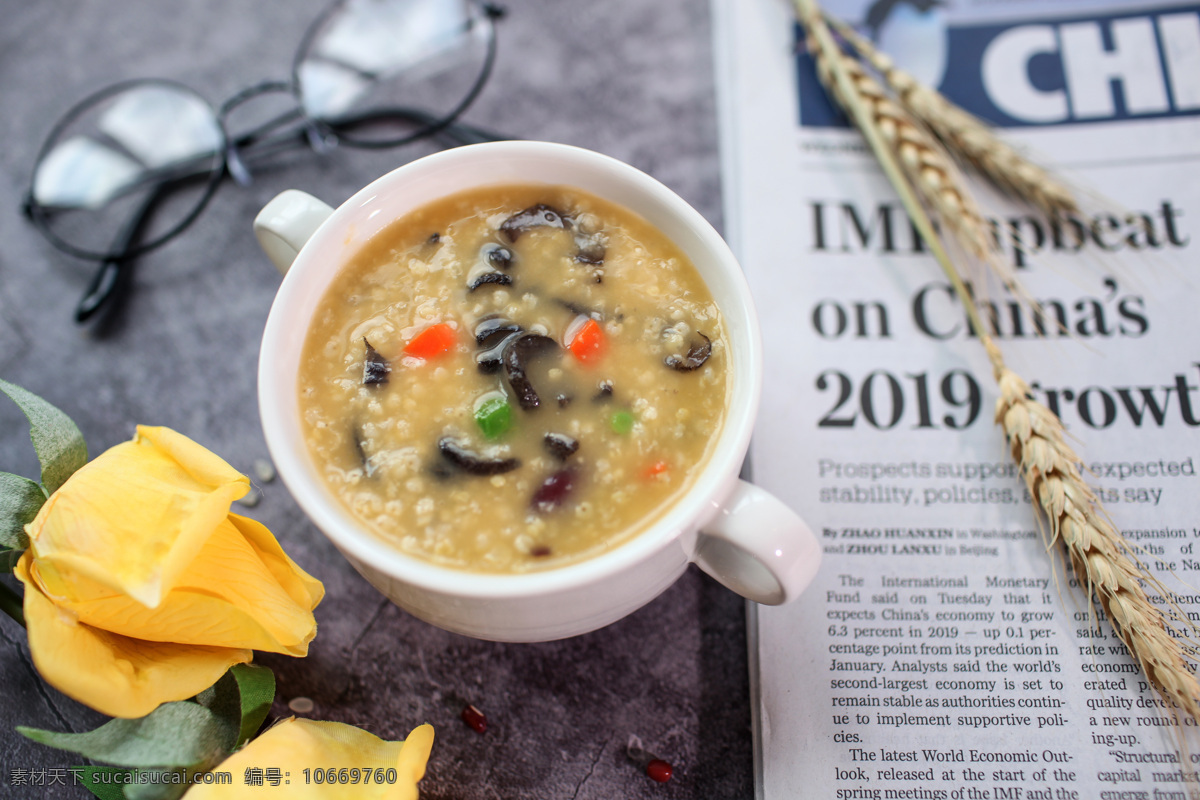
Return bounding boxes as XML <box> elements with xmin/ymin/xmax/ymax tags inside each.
<box><xmin>185</xmin><ymin>719</ymin><xmax>434</xmax><ymax>800</ymax></box>
<box><xmin>27</xmin><ymin>426</ymin><xmax>248</xmax><ymax>608</ymax></box>
<box><xmin>15</xmin><ymin>552</ymin><xmax>250</xmax><ymax>719</ymax></box>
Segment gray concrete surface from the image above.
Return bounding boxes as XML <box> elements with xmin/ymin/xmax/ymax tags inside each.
<box><xmin>0</xmin><ymin>1</ymin><xmax>753</xmax><ymax>797</ymax></box>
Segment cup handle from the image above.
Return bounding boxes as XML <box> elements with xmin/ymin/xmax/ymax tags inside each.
<box><xmin>693</xmin><ymin>480</ymin><xmax>821</xmax><ymax>605</ymax></box>
<box><xmin>253</xmin><ymin>190</ymin><xmax>335</xmax><ymax>275</ymax></box>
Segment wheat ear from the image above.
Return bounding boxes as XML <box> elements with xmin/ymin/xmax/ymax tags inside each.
<box><xmin>793</xmin><ymin>0</ymin><xmax>1200</xmax><ymax>723</ymax></box>
<box><xmin>825</xmin><ymin>15</ymin><xmax>1078</xmax><ymax>220</ymax></box>
<box><xmin>992</xmin><ymin>349</ymin><xmax>1200</xmax><ymax>721</ymax></box>
<box><xmin>796</xmin><ymin>2</ymin><xmax>1021</xmax><ymax>290</ymax></box>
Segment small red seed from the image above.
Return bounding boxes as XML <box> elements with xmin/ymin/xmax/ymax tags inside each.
<box><xmin>646</xmin><ymin>759</ymin><xmax>673</xmax><ymax>783</ymax></box>
<box><xmin>461</xmin><ymin>704</ymin><xmax>488</xmax><ymax>734</ymax></box>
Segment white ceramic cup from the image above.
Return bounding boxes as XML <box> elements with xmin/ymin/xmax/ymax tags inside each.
<box><xmin>255</xmin><ymin>140</ymin><xmax>819</xmax><ymax>642</ymax></box>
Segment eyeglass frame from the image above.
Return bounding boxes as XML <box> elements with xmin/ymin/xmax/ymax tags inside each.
<box><xmin>22</xmin><ymin>0</ymin><xmax>508</xmax><ymax>323</ymax></box>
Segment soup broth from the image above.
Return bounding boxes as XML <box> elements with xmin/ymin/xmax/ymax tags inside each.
<box><xmin>298</xmin><ymin>184</ymin><xmax>728</xmax><ymax>573</ymax></box>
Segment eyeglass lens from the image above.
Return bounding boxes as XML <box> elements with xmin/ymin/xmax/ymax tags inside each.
<box><xmin>28</xmin><ymin>81</ymin><xmax>226</xmax><ymax>261</ymax></box>
<box><xmin>26</xmin><ymin>0</ymin><xmax>498</xmax><ymax>268</ymax></box>
<box><xmin>295</xmin><ymin>0</ymin><xmax>497</xmax><ymax>147</ymax></box>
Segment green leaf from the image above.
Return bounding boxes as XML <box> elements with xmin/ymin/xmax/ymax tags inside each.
<box><xmin>192</xmin><ymin>676</ymin><xmax>238</xmax><ymax>738</ymax></box>
<box><xmin>77</xmin><ymin>767</ymin><xmax>133</xmax><ymax>800</ymax></box>
<box><xmin>0</xmin><ymin>471</ymin><xmax>45</xmax><ymax>550</ymax></box>
<box><xmin>18</xmin><ymin>701</ymin><xmax>237</xmax><ymax>769</ymax></box>
<box><xmin>229</xmin><ymin>663</ymin><xmax>276</xmax><ymax>746</ymax></box>
<box><xmin>0</xmin><ymin>379</ymin><xmax>88</xmax><ymax>495</ymax></box>
<box><xmin>195</xmin><ymin>663</ymin><xmax>275</xmax><ymax>748</ymax></box>
<box><xmin>124</xmin><ymin>770</ymin><xmax>190</xmax><ymax>800</ymax></box>
<box><xmin>77</xmin><ymin>763</ymin><xmax>224</xmax><ymax>799</ymax></box>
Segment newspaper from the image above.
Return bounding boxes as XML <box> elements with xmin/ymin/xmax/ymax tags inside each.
<box><xmin>709</xmin><ymin>0</ymin><xmax>1200</xmax><ymax>797</ymax></box>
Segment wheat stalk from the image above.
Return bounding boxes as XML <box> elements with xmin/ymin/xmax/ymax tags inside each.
<box><xmin>792</xmin><ymin>0</ymin><xmax>1200</xmax><ymax>725</ymax></box>
<box><xmin>825</xmin><ymin>15</ymin><xmax>1078</xmax><ymax>220</ymax></box>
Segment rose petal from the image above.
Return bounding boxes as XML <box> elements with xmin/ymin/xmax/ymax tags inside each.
<box><xmin>15</xmin><ymin>552</ymin><xmax>250</xmax><ymax>719</ymax></box>
<box><xmin>39</xmin><ymin>517</ymin><xmax>319</xmax><ymax>654</ymax></box>
<box><xmin>27</xmin><ymin>426</ymin><xmax>249</xmax><ymax>608</ymax></box>
<box><xmin>184</xmin><ymin>719</ymin><xmax>434</xmax><ymax>800</ymax></box>
<box><xmin>228</xmin><ymin>514</ymin><xmax>325</xmax><ymax>615</ymax></box>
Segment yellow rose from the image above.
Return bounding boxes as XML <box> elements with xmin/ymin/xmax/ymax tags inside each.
<box><xmin>185</xmin><ymin>719</ymin><xmax>434</xmax><ymax>800</ymax></box>
<box><xmin>13</xmin><ymin>426</ymin><xmax>324</xmax><ymax>719</ymax></box>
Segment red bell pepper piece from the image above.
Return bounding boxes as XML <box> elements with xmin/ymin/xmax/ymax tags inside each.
<box><xmin>404</xmin><ymin>322</ymin><xmax>458</xmax><ymax>360</ymax></box>
<box><xmin>565</xmin><ymin>317</ymin><xmax>607</xmax><ymax>364</ymax></box>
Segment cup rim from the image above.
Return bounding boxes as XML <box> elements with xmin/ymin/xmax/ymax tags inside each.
<box><xmin>258</xmin><ymin>140</ymin><xmax>762</xmax><ymax>599</ymax></box>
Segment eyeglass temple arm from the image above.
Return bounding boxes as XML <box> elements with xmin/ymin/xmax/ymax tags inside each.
<box><xmin>74</xmin><ymin>182</ymin><xmax>168</xmax><ymax>323</ymax></box>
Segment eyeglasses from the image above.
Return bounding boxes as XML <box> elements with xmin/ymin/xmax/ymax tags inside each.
<box><xmin>22</xmin><ymin>0</ymin><xmax>506</xmax><ymax>325</ymax></box>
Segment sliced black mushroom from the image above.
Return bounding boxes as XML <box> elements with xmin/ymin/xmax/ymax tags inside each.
<box><xmin>573</xmin><ymin>233</ymin><xmax>606</xmax><ymax>265</ymax></box>
<box><xmin>482</xmin><ymin>243</ymin><xmax>514</xmax><ymax>270</ymax></box>
<box><xmin>438</xmin><ymin>437</ymin><xmax>520</xmax><ymax>476</ymax></box>
<box><xmin>475</xmin><ymin>343</ymin><xmax>506</xmax><ymax>373</ymax></box>
<box><xmin>467</xmin><ymin>270</ymin><xmax>513</xmax><ymax>292</ymax></box>
<box><xmin>467</xmin><ymin>244</ymin><xmax>517</xmax><ymax>291</ymax></box>
<box><xmin>499</xmin><ymin>203</ymin><xmax>607</xmax><ymax>275</ymax></box>
<box><xmin>664</xmin><ymin>332</ymin><xmax>712</xmax><ymax>372</ymax></box>
<box><xmin>500</xmin><ymin>204</ymin><xmax>569</xmax><ymax>242</ymax></box>
<box><xmin>531</xmin><ymin>467</ymin><xmax>576</xmax><ymax>512</ymax></box>
<box><xmin>476</xmin><ymin>336</ymin><xmax>521</xmax><ymax>374</ymax></box>
<box><xmin>362</xmin><ymin>338</ymin><xmax>391</xmax><ymax>386</ymax></box>
<box><xmin>474</xmin><ymin>316</ymin><xmax>523</xmax><ymax>346</ymax></box>
<box><xmin>474</xmin><ymin>317</ymin><xmax>525</xmax><ymax>373</ymax></box>
<box><xmin>475</xmin><ymin>336</ymin><xmax>515</xmax><ymax>373</ymax></box>
<box><xmin>543</xmin><ymin>432</ymin><xmax>579</xmax><ymax>460</ymax></box>
<box><xmin>503</xmin><ymin>332</ymin><xmax>559</xmax><ymax>410</ymax></box>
